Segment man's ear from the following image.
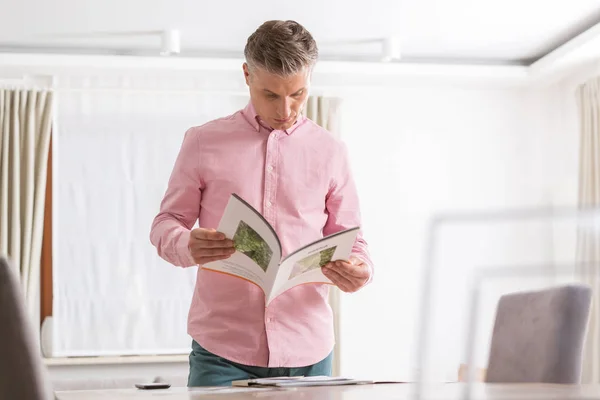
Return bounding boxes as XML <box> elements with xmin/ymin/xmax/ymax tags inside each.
<box><xmin>243</xmin><ymin>63</ymin><xmax>251</xmax><ymax>86</ymax></box>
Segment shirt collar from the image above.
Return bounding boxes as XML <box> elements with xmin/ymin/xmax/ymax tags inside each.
<box><xmin>241</xmin><ymin>101</ymin><xmax>306</xmax><ymax>135</ymax></box>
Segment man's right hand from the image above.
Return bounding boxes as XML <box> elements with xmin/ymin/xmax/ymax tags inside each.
<box><xmin>188</xmin><ymin>228</ymin><xmax>236</xmax><ymax>265</ymax></box>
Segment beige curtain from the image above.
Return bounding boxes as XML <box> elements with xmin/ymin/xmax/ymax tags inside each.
<box><xmin>305</xmin><ymin>95</ymin><xmax>344</xmax><ymax>375</ymax></box>
<box><xmin>304</xmin><ymin>96</ymin><xmax>342</xmax><ymax>137</ymax></box>
<box><xmin>576</xmin><ymin>78</ymin><xmax>600</xmax><ymax>384</ymax></box>
<box><xmin>0</xmin><ymin>88</ymin><xmax>54</xmax><ymax>333</ymax></box>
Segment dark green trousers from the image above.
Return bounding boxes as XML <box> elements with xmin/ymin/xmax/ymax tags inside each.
<box><xmin>187</xmin><ymin>340</ymin><xmax>333</xmax><ymax>387</ymax></box>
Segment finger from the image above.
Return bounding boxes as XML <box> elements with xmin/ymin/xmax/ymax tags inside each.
<box><xmin>192</xmin><ymin>229</ymin><xmax>226</xmax><ymax>241</ymax></box>
<box><xmin>330</xmin><ymin>261</ymin><xmax>366</xmax><ymax>280</ymax></box>
<box><xmin>336</xmin><ymin>273</ymin><xmax>366</xmax><ymax>290</ymax></box>
<box><xmin>195</xmin><ymin>254</ymin><xmax>233</xmax><ymax>265</ymax></box>
<box><xmin>330</xmin><ymin>260</ymin><xmax>368</xmax><ymax>280</ymax></box>
<box><xmin>191</xmin><ymin>247</ymin><xmax>236</xmax><ymax>258</ymax></box>
<box><xmin>327</xmin><ymin>263</ymin><xmax>368</xmax><ymax>288</ymax></box>
<box><xmin>323</xmin><ymin>261</ymin><xmax>336</xmax><ymax>270</ymax></box>
<box><xmin>190</xmin><ymin>239</ymin><xmax>235</xmax><ymax>249</ymax></box>
<box><xmin>322</xmin><ymin>266</ymin><xmax>354</xmax><ymax>292</ymax></box>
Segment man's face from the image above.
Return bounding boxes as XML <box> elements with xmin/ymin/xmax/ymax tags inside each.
<box><xmin>244</xmin><ymin>63</ymin><xmax>310</xmax><ymax>131</ymax></box>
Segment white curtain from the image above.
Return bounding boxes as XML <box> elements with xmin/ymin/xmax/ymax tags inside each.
<box><xmin>576</xmin><ymin>77</ymin><xmax>600</xmax><ymax>384</ymax></box>
<box><xmin>0</xmin><ymin>88</ymin><xmax>54</xmax><ymax>336</ymax></box>
<box><xmin>50</xmin><ymin>76</ymin><xmax>249</xmax><ymax>356</ymax></box>
<box><xmin>305</xmin><ymin>95</ymin><xmax>344</xmax><ymax>375</ymax></box>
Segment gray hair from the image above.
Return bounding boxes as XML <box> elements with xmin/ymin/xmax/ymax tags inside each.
<box><xmin>244</xmin><ymin>20</ymin><xmax>318</xmax><ymax>77</ymax></box>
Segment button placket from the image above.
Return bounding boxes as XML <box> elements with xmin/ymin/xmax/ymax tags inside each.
<box><xmin>263</xmin><ymin>131</ymin><xmax>279</xmax><ymax>226</ymax></box>
<box><xmin>263</xmin><ymin>131</ymin><xmax>281</xmax><ymax>367</ymax></box>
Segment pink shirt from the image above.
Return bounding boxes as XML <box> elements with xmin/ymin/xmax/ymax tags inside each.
<box><xmin>150</xmin><ymin>102</ymin><xmax>373</xmax><ymax>368</ymax></box>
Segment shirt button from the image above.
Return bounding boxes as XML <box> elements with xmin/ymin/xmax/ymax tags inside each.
<box><xmin>267</xmin><ymin>201</ymin><xmax>273</xmax><ymax>207</ymax></box>
<box><xmin>266</xmin><ymin>318</ymin><xmax>272</xmax><ymax>323</ymax></box>
<box><xmin>267</xmin><ymin>165</ymin><xmax>274</xmax><ymax>172</ymax></box>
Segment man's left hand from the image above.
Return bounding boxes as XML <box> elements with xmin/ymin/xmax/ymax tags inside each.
<box><xmin>321</xmin><ymin>256</ymin><xmax>370</xmax><ymax>293</ymax></box>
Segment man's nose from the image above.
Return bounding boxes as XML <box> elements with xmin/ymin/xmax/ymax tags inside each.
<box><xmin>277</xmin><ymin>98</ymin><xmax>291</xmax><ymax>118</ymax></box>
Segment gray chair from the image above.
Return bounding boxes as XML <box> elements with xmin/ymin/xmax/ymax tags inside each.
<box><xmin>485</xmin><ymin>284</ymin><xmax>592</xmax><ymax>384</ymax></box>
<box><xmin>0</xmin><ymin>255</ymin><xmax>52</xmax><ymax>400</ymax></box>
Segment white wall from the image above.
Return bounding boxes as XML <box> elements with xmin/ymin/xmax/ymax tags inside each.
<box><xmin>337</xmin><ymin>84</ymin><xmax>573</xmax><ymax>381</ymax></box>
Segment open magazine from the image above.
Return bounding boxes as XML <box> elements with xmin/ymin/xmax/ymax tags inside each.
<box><xmin>202</xmin><ymin>193</ymin><xmax>360</xmax><ymax>305</ymax></box>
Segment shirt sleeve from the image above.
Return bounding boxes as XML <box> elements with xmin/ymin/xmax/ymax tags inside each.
<box><xmin>149</xmin><ymin>128</ymin><xmax>201</xmax><ymax>267</ymax></box>
<box><xmin>322</xmin><ymin>142</ymin><xmax>374</xmax><ymax>283</ymax></box>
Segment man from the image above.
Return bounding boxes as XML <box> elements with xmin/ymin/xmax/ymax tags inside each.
<box><xmin>150</xmin><ymin>20</ymin><xmax>374</xmax><ymax>387</ymax></box>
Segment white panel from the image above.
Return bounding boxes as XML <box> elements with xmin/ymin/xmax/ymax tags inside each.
<box><xmin>52</xmin><ymin>75</ymin><xmax>249</xmax><ymax>356</ymax></box>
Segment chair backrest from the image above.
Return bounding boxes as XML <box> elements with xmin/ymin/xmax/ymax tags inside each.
<box><xmin>485</xmin><ymin>284</ymin><xmax>592</xmax><ymax>384</ymax></box>
<box><xmin>0</xmin><ymin>255</ymin><xmax>52</xmax><ymax>400</ymax></box>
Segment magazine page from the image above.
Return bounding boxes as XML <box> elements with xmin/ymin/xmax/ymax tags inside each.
<box><xmin>266</xmin><ymin>227</ymin><xmax>360</xmax><ymax>304</ymax></box>
<box><xmin>202</xmin><ymin>194</ymin><xmax>282</xmax><ymax>293</ymax></box>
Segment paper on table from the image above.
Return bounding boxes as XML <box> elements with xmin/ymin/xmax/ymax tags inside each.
<box><xmin>233</xmin><ymin>376</ymin><xmax>374</xmax><ymax>387</ymax></box>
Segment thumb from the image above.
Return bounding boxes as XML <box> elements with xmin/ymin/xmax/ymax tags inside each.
<box><xmin>350</xmin><ymin>256</ymin><xmax>363</xmax><ymax>265</ymax></box>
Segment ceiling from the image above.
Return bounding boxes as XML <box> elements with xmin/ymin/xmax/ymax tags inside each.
<box><xmin>1</xmin><ymin>0</ymin><xmax>600</xmax><ymax>65</ymax></box>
